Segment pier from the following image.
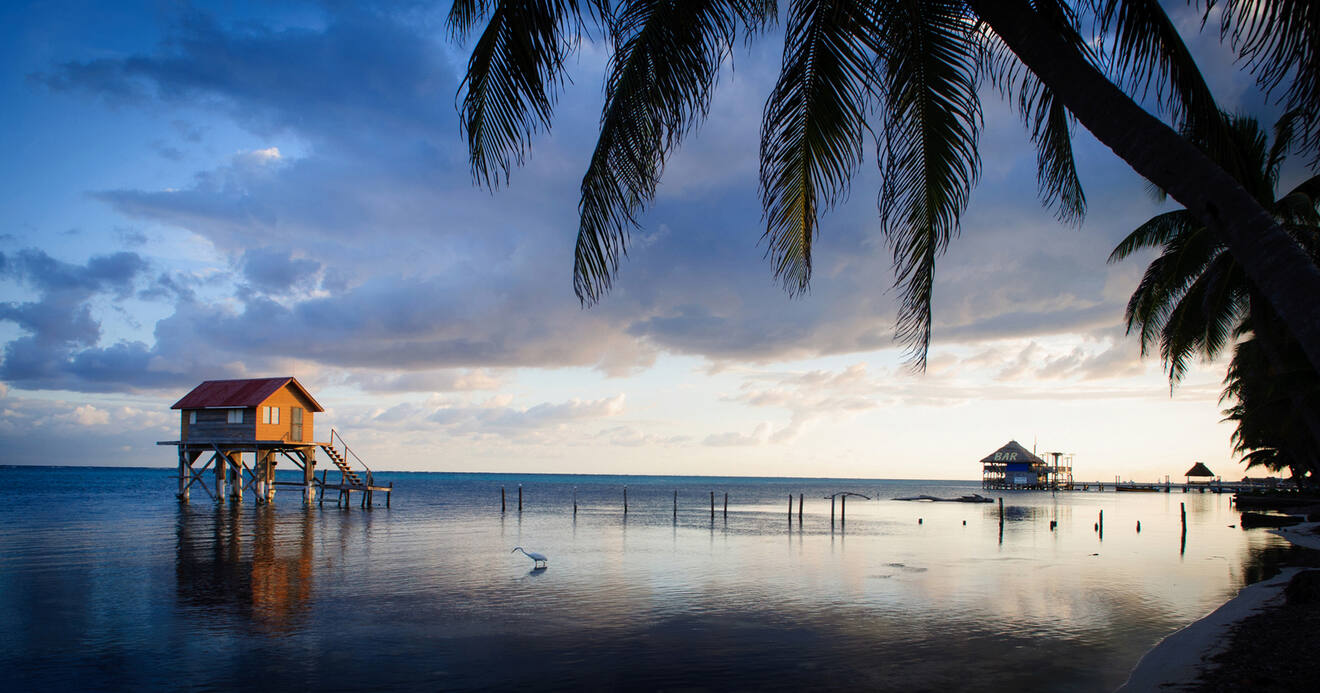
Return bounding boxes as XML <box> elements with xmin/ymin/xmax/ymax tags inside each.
<box><xmin>158</xmin><ymin>377</ymin><xmax>390</xmax><ymax>507</ymax></box>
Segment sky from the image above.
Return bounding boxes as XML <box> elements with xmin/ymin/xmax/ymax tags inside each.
<box><xmin>0</xmin><ymin>1</ymin><xmax>1302</xmax><ymax>481</ymax></box>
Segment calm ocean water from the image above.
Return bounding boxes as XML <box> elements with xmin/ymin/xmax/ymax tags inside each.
<box><xmin>0</xmin><ymin>466</ymin><xmax>1303</xmax><ymax>691</ymax></box>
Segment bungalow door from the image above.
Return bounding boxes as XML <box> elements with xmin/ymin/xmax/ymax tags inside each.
<box><xmin>291</xmin><ymin>407</ymin><xmax>303</xmax><ymax>442</ymax></box>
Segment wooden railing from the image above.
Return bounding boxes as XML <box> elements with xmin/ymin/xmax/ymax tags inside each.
<box><xmin>330</xmin><ymin>428</ymin><xmax>373</xmax><ymax>486</ymax></box>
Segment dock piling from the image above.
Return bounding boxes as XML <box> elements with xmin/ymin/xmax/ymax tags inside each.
<box><xmin>798</xmin><ymin>494</ymin><xmax>803</xmax><ymax>525</ymax></box>
<box><xmin>724</xmin><ymin>492</ymin><xmax>728</xmax><ymax>520</ymax></box>
<box><xmin>673</xmin><ymin>490</ymin><xmax>677</xmax><ymax>520</ymax></box>
<box><xmin>502</xmin><ymin>487</ymin><xmax>506</xmax><ymax>513</ymax></box>
<box><xmin>624</xmin><ymin>485</ymin><xmax>628</xmax><ymax>515</ymax></box>
<box><xmin>710</xmin><ymin>491</ymin><xmax>715</xmax><ymax>521</ymax></box>
<box><xmin>518</xmin><ymin>484</ymin><xmax>522</xmax><ymax>513</ymax></box>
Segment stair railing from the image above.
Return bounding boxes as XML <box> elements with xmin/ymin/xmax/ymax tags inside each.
<box><xmin>329</xmin><ymin>428</ymin><xmax>373</xmax><ymax>486</ymax></box>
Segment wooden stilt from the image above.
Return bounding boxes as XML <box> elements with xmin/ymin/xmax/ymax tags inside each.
<box><xmin>177</xmin><ymin>448</ymin><xmax>189</xmax><ymax>501</ymax></box>
<box><xmin>214</xmin><ymin>451</ymin><xmax>226</xmax><ymax>502</ymax></box>
<box><xmin>798</xmin><ymin>494</ymin><xmax>803</xmax><ymax>525</ymax></box>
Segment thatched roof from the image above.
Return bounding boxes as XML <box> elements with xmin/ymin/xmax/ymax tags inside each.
<box><xmin>1185</xmin><ymin>462</ymin><xmax>1214</xmax><ymax>478</ymax></box>
<box><xmin>980</xmin><ymin>440</ymin><xmax>1045</xmax><ymax>465</ymax></box>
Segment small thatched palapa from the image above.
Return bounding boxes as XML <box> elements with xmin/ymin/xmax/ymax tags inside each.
<box><xmin>980</xmin><ymin>440</ymin><xmax>1045</xmax><ymax>465</ymax></box>
<box><xmin>1185</xmin><ymin>462</ymin><xmax>1214</xmax><ymax>478</ymax></box>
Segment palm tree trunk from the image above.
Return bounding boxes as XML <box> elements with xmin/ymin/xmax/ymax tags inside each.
<box><xmin>969</xmin><ymin>0</ymin><xmax>1320</xmax><ymax>374</ymax></box>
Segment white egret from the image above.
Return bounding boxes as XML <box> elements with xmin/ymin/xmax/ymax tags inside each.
<box><xmin>511</xmin><ymin>547</ymin><xmax>547</xmax><ymax>569</ymax></box>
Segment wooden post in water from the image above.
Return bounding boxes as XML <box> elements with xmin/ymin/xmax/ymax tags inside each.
<box><xmin>710</xmin><ymin>491</ymin><xmax>715</xmax><ymax>520</ymax></box>
<box><xmin>673</xmin><ymin>490</ymin><xmax>677</xmax><ymax>520</ymax></box>
<box><xmin>501</xmin><ymin>487</ymin><xmax>506</xmax><ymax>513</ymax></box>
<box><xmin>998</xmin><ymin>497</ymin><xmax>1004</xmax><ymax>524</ymax></box>
<box><xmin>1180</xmin><ymin>502</ymin><xmax>1186</xmax><ymax>528</ymax></box>
<box><xmin>1099</xmin><ymin>509</ymin><xmax>1104</xmax><ymax>539</ymax></box>
<box><xmin>573</xmin><ymin>487</ymin><xmax>578</xmax><ymax>516</ymax></box>
<box><xmin>723</xmin><ymin>492</ymin><xmax>728</xmax><ymax>520</ymax></box>
<box><xmin>798</xmin><ymin>494</ymin><xmax>803</xmax><ymax>525</ymax></box>
<box><xmin>518</xmin><ymin>484</ymin><xmax>523</xmax><ymax>512</ymax></box>
<box><xmin>214</xmin><ymin>452</ymin><xmax>226</xmax><ymax>502</ymax></box>
<box><xmin>624</xmin><ymin>485</ymin><xmax>629</xmax><ymax>515</ymax></box>
<box><xmin>840</xmin><ymin>494</ymin><xmax>847</xmax><ymax>528</ymax></box>
<box><xmin>830</xmin><ymin>496</ymin><xmax>836</xmax><ymax>529</ymax></box>
<box><xmin>387</xmin><ymin>482</ymin><xmax>392</xmax><ymax>508</ymax></box>
<box><xmin>230</xmin><ymin>452</ymin><xmax>243</xmax><ymax>503</ymax></box>
<box><xmin>177</xmin><ymin>450</ymin><xmax>189</xmax><ymax>501</ymax></box>
<box><xmin>319</xmin><ymin>469</ymin><xmax>327</xmax><ymax>507</ymax></box>
<box><xmin>788</xmin><ymin>494</ymin><xmax>793</xmax><ymax>522</ymax></box>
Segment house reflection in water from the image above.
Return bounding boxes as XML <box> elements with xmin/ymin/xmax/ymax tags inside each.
<box><xmin>174</xmin><ymin>505</ymin><xmax>315</xmax><ymax>633</ymax></box>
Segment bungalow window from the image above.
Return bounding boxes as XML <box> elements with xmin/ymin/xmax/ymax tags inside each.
<box><xmin>189</xmin><ymin>411</ymin><xmax>197</xmax><ymax>424</ymax></box>
<box><xmin>227</xmin><ymin>409</ymin><xmax>243</xmax><ymax>424</ymax></box>
<box><xmin>262</xmin><ymin>406</ymin><xmax>280</xmax><ymax>424</ymax></box>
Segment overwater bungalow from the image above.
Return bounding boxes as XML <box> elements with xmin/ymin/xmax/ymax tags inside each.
<box><xmin>1185</xmin><ymin>462</ymin><xmax>1216</xmax><ymax>486</ymax></box>
<box><xmin>158</xmin><ymin>377</ymin><xmax>388</xmax><ymax>506</ymax></box>
<box><xmin>981</xmin><ymin>440</ymin><xmax>1073</xmax><ymax>490</ymax></box>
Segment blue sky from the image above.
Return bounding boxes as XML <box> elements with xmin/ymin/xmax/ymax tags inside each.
<box><xmin>0</xmin><ymin>1</ymin><xmax>1295</xmax><ymax>480</ymax></box>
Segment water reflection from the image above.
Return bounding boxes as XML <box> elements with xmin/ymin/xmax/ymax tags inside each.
<box><xmin>174</xmin><ymin>505</ymin><xmax>314</xmax><ymax>633</ymax></box>
<box><xmin>2</xmin><ymin>469</ymin><xmax>1314</xmax><ymax>692</ymax></box>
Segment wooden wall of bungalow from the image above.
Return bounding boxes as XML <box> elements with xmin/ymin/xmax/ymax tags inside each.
<box><xmin>177</xmin><ymin>379</ymin><xmax>320</xmax><ymax>444</ymax></box>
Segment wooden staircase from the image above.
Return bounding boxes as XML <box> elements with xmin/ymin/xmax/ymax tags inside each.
<box><xmin>317</xmin><ymin>428</ymin><xmax>392</xmax><ymax>508</ymax></box>
<box><xmin>319</xmin><ymin>443</ymin><xmax>364</xmax><ymax>486</ymax></box>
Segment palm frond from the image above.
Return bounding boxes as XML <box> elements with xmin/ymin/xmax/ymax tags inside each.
<box><xmin>456</xmin><ymin>0</ymin><xmax>593</xmax><ymax>188</ymax></box>
<box><xmin>573</xmin><ymin>0</ymin><xmax>755</xmax><ymax>304</ymax></box>
<box><xmin>876</xmin><ymin>0</ymin><xmax>982</xmax><ymax>370</ymax></box>
<box><xmin>1159</xmin><ymin>252</ymin><xmax>1244</xmax><ymax>382</ymax></box>
<box><xmin>991</xmin><ymin>2</ymin><xmax>1090</xmax><ymax>223</ymax></box>
<box><xmin>759</xmin><ymin>0</ymin><xmax>884</xmax><ymax>301</ymax></box>
<box><xmin>1108</xmin><ymin>210</ymin><xmax>1194</xmax><ymax>263</ymax></box>
<box><xmin>1214</xmin><ymin>0</ymin><xmax>1320</xmax><ymax>161</ymax></box>
<box><xmin>1093</xmin><ymin>0</ymin><xmax>1222</xmax><ymax>141</ymax></box>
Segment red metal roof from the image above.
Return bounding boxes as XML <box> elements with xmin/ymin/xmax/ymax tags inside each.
<box><xmin>171</xmin><ymin>377</ymin><xmax>324</xmax><ymax>412</ymax></box>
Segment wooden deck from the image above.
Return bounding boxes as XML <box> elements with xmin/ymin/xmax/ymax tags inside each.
<box><xmin>158</xmin><ymin>429</ymin><xmax>389</xmax><ymax>508</ymax></box>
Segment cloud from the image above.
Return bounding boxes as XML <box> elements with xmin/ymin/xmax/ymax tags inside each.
<box><xmin>724</xmin><ymin>363</ymin><xmax>881</xmax><ymax>443</ymax></box>
<box><xmin>348</xmin><ymin>369</ymin><xmax>504</xmax><ymax>393</ymax></box>
<box><xmin>595</xmin><ymin>425</ymin><xmax>690</xmax><ymax>447</ymax></box>
<box><xmin>703</xmin><ymin>422</ymin><xmax>773</xmax><ymax>447</ymax></box>
<box><xmin>64</xmin><ymin>404</ymin><xmax>110</xmax><ymax>426</ymax></box>
<box><xmin>240</xmin><ymin>246</ymin><xmax>321</xmax><ymax>295</ymax></box>
<box><xmin>0</xmin><ymin>249</ymin><xmax>164</xmax><ymax>390</ymax></box>
<box><xmin>10</xmin><ymin>1</ymin><xmax>1190</xmax><ymax>400</ymax></box>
